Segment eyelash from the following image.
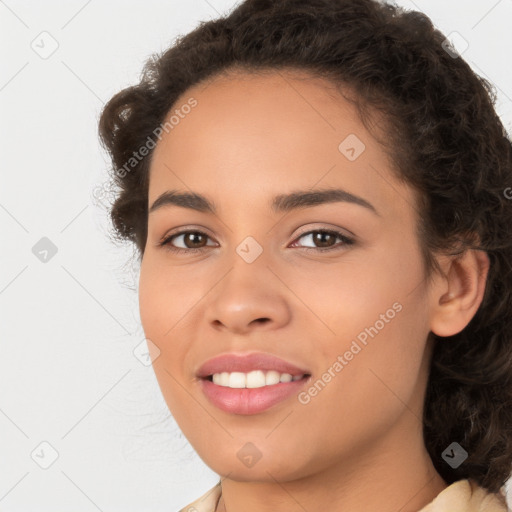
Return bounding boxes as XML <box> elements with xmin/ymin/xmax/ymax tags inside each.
<box><xmin>158</xmin><ymin>228</ymin><xmax>355</xmax><ymax>254</ymax></box>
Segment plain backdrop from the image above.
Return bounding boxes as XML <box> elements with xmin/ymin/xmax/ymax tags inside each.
<box><xmin>1</xmin><ymin>1</ymin><xmax>511</xmax><ymax>510</ymax></box>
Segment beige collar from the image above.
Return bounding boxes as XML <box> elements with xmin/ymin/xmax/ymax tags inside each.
<box><xmin>179</xmin><ymin>479</ymin><xmax>509</xmax><ymax>512</ymax></box>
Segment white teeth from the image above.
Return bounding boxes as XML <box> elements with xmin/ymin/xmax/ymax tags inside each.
<box><xmin>265</xmin><ymin>370</ymin><xmax>281</xmax><ymax>386</ymax></box>
<box><xmin>228</xmin><ymin>372</ymin><xmax>246</xmax><ymax>388</ymax></box>
<box><xmin>246</xmin><ymin>370</ymin><xmax>266</xmax><ymax>388</ymax></box>
<box><xmin>210</xmin><ymin>371</ymin><xmax>304</xmax><ymax>388</ymax></box>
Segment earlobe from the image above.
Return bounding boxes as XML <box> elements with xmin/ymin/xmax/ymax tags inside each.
<box><xmin>430</xmin><ymin>249</ymin><xmax>490</xmax><ymax>338</ymax></box>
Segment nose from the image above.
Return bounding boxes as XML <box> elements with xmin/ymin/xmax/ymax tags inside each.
<box><xmin>205</xmin><ymin>259</ymin><xmax>291</xmax><ymax>335</ymax></box>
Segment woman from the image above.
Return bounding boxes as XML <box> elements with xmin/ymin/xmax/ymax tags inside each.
<box><xmin>98</xmin><ymin>0</ymin><xmax>512</xmax><ymax>510</ymax></box>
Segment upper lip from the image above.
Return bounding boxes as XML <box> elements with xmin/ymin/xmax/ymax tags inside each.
<box><xmin>196</xmin><ymin>352</ymin><xmax>311</xmax><ymax>378</ymax></box>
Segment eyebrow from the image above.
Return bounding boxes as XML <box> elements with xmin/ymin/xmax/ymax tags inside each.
<box><xmin>149</xmin><ymin>188</ymin><xmax>380</xmax><ymax>216</ymax></box>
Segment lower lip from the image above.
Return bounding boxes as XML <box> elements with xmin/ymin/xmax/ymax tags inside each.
<box><xmin>199</xmin><ymin>376</ymin><xmax>310</xmax><ymax>415</ymax></box>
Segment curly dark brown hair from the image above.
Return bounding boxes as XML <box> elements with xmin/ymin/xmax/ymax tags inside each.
<box><xmin>97</xmin><ymin>0</ymin><xmax>512</xmax><ymax>501</ymax></box>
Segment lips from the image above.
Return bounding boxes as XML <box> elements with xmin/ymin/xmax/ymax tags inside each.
<box><xmin>196</xmin><ymin>352</ymin><xmax>310</xmax><ymax>378</ymax></box>
<box><xmin>195</xmin><ymin>352</ymin><xmax>312</xmax><ymax>415</ymax></box>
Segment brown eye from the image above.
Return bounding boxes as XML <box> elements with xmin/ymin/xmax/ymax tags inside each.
<box><xmin>311</xmin><ymin>231</ymin><xmax>337</xmax><ymax>248</ymax></box>
<box><xmin>181</xmin><ymin>232</ymin><xmax>208</xmax><ymax>249</ymax></box>
<box><xmin>159</xmin><ymin>230</ymin><xmax>217</xmax><ymax>254</ymax></box>
<box><xmin>290</xmin><ymin>229</ymin><xmax>354</xmax><ymax>252</ymax></box>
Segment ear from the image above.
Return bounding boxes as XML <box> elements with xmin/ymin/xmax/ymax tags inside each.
<box><xmin>429</xmin><ymin>249</ymin><xmax>490</xmax><ymax>337</ymax></box>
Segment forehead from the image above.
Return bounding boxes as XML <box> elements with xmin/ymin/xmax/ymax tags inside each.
<box><xmin>148</xmin><ymin>69</ymin><xmax>417</xmax><ymax>219</ymax></box>
<box><xmin>156</xmin><ymin>68</ymin><xmax>363</xmax><ymax>155</ymax></box>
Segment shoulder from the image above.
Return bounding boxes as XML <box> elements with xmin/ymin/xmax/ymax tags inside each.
<box><xmin>177</xmin><ymin>481</ymin><xmax>222</xmax><ymax>512</ymax></box>
<box><xmin>418</xmin><ymin>478</ymin><xmax>510</xmax><ymax>512</ymax></box>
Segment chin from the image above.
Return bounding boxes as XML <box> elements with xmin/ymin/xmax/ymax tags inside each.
<box><xmin>199</xmin><ymin>449</ymin><xmax>313</xmax><ymax>483</ymax></box>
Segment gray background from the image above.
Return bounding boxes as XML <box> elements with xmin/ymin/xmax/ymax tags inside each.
<box><xmin>1</xmin><ymin>0</ymin><xmax>511</xmax><ymax>510</ymax></box>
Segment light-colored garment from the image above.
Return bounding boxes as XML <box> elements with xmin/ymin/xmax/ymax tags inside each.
<box><xmin>178</xmin><ymin>478</ymin><xmax>510</xmax><ymax>512</ymax></box>
<box><xmin>418</xmin><ymin>479</ymin><xmax>509</xmax><ymax>512</ymax></box>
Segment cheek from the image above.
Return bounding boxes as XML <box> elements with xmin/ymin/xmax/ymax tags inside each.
<box><xmin>138</xmin><ymin>258</ymin><xmax>189</xmax><ymax>382</ymax></box>
<box><xmin>297</xmin><ymin>242</ymin><xmax>429</xmax><ymax>412</ymax></box>
<box><xmin>280</xmin><ymin>245</ymin><xmax>420</xmax><ymax>347</ymax></box>
<box><xmin>138</xmin><ymin>256</ymin><xmax>209</xmax><ymax>388</ymax></box>
<box><xmin>138</xmin><ymin>260</ymin><xmax>193</xmax><ymax>417</ymax></box>
<box><xmin>138</xmin><ymin>256</ymin><xmax>199</xmax><ymax>339</ymax></box>
<box><xmin>296</xmin><ymin>300</ymin><xmax>429</xmax><ymax>470</ymax></box>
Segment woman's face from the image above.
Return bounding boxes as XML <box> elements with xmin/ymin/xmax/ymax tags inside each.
<box><xmin>139</xmin><ymin>70</ymin><xmax>439</xmax><ymax>481</ymax></box>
